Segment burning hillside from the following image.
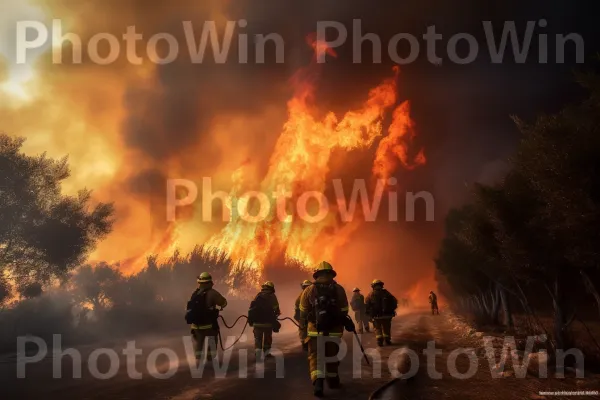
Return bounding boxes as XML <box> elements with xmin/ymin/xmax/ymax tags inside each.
<box><xmin>203</xmin><ymin>38</ymin><xmax>425</xmax><ymax>281</ymax></box>
<box><xmin>0</xmin><ymin>1</ymin><xmax>426</xmax><ymax>291</ymax></box>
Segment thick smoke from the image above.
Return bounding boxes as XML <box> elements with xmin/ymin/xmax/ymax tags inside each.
<box><xmin>1</xmin><ymin>0</ymin><xmax>598</xmax><ymax>301</ymax></box>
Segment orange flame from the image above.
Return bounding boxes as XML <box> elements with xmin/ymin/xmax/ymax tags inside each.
<box><xmin>205</xmin><ymin>36</ymin><xmax>425</xmax><ymax>281</ymax></box>
<box><xmin>306</xmin><ymin>33</ymin><xmax>338</xmax><ymax>61</ymax></box>
<box><xmin>373</xmin><ymin>95</ymin><xmax>427</xmax><ymax>182</ymax></box>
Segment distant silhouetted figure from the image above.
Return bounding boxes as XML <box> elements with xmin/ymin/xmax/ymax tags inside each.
<box><xmin>429</xmin><ymin>291</ymin><xmax>439</xmax><ymax>315</ymax></box>
<box><xmin>350</xmin><ymin>288</ymin><xmax>370</xmax><ymax>334</ymax></box>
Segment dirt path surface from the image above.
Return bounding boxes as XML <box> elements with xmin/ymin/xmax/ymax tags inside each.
<box><xmin>2</xmin><ymin>309</ymin><xmax>599</xmax><ymax>399</ymax></box>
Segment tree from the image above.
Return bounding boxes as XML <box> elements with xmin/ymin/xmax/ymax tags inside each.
<box><xmin>436</xmin><ymin>72</ymin><xmax>600</xmax><ymax>350</ymax></box>
<box><xmin>19</xmin><ymin>282</ymin><xmax>43</xmax><ymax>299</ymax></box>
<box><xmin>435</xmin><ymin>205</ymin><xmax>502</xmax><ymax>325</ymax></box>
<box><xmin>471</xmin><ymin>174</ymin><xmax>555</xmax><ymax>332</ymax></box>
<box><xmin>71</xmin><ymin>263</ymin><xmax>123</xmax><ymax>312</ymax></box>
<box><xmin>505</xmin><ymin>73</ymin><xmax>600</xmax><ymax>348</ymax></box>
<box><xmin>0</xmin><ymin>134</ymin><xmax>115</xmax><ymax>287</ymax></box>
<box><xmin>0</xmin><ymin>273</ymin><xmax>9</xmax><ymax>307</ymax></box>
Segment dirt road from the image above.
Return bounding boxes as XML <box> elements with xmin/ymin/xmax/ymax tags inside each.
<box><xmin>2</xmin><ymin>309</ymin><xmax>599</xmax><ymax>399</ymax></box>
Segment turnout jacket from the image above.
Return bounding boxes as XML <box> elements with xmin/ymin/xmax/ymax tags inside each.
<box><xmin>190</xmin><ymin>283</ymin><xmax>228</xmax><ymax>330</ymax></box>
<box><xmin>365</xmin><ymin>288</ymin><xmax>397</xmax><ymax>320</ymax></box>
<box><xmin>294</xmin><ymin>291</ymin><xmax>303</xmax><ymax>321</ymax></box>
<box><xmin>252</xmin><ymin>289</ymin><xmax>281</xmax><ymax>328</ymax></box>
<box><xmin>350</xmin><ymin>293</ymin><xmax>366</xmax><ymax>312</ymax></box>
<box><xmin>298</xmin><ymin>277</ymin><xmax>349</xmax><ymax>338</ymax></box>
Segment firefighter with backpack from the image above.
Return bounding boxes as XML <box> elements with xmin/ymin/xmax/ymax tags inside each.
<box><xmin>365</xmin><ymin>279</ymin><xmax>398</xmax><ymax>347</ymax></box>
<box><xmin>185</xmin><ymin>272</ymin><xmax>228</xmax><ymax>362</ymax></box>
<box><xmin>299</xmin><ymin>261</ymin><xmax>353</xmax><ymax>397</ymax></box>
<box><xmin>295</xmin><ymin>280</ymin><xmax>312</xmax><ymax>351</ymax></box>
<box><xmin>248</xmin><ymin>281</ymin><xmax>281</xmax><ymax>359</ymax></box>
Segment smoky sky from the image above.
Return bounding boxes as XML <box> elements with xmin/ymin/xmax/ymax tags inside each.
<box><xmin>33</xmin><ymin>0</ymin><xmax>600</xmax><ymax>286</ymax></box>
<box><xmin>115</xmin><ymin>0</ymin><xmax>600</xmax><ymax>198</ymax></box>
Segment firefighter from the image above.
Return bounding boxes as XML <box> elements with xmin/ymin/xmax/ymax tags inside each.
<box><xmin>299</xmin><ymin>261</ymin><xmax>350</xmax><ymax>397</ymax></box>
<box><xmin>365</xmin><ymin>279</ymin><xmax>397</xmax><ymax>347</ymax></box>
<box><xmin>429</xmin><ymin>290</ymin><xmax>439</xmax><ymax>315</ymax></box>
<box><xmin>248</xmin><ymin>281</ymin><xmax>281</xmax><ymax>359</ymax></box>
<box><xmin>186</xmin><ymin>272</ymin><xmax>227</xmax><ymax>362</ymax></box>
<box><xmin>295</xmin><ymin>280</ymin><xmax>312</xmax><ymax>351</ymax></box>
<box><xmin>350</xmin><ymin>288</ymin><xmax>370</xmax><ymax>334</ymax></box>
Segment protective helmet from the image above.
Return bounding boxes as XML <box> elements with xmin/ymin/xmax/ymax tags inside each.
<box><xmin>371</xmin><ymin>279</ymin><xmax>384</xmax><ymax>287</ymax></box>
<box><xmin>301</xmin><ymin>280</ymin><xmax>312</xmax><ymax>289</ymax></box>
<box><xmin>262</xmin><ymin>281</ymin><xmax>275</xmax><ymax>290</ymax></box>
<box><xmin>353</xmin><ymin>287</ymin><xmax>360</xmax><ymax>292</ymax></box>
<box><xmin>197</xmin><ymin>272</ymin><xmax>213</xmax><ymax>283</ymax></box>
<box><xmin>313</xmin><ymin>261</ymin><xmax>336</xmax><ymax>279</ymax></box>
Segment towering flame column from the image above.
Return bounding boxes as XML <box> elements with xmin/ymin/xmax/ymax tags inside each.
<box><xmin>205</xmin><ymin>39</ymin><xmax>425</xmax><ymax>280</ymax></box>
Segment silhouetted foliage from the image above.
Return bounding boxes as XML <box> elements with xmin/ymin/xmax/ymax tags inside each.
<box><xmin>0</xmin><ymin>274</ymin><xmax>9</xmax><ymax>307</ymax></box>
<box><xmin>71</xmin><ymin>263</ymin><xmax>123</xmax><ymax>312</ymax></box>
<box><xmin>19</xmin><ymin>282</ymin><xmax>43</xmax><ymax>299</ymax></box>
<box><xmin>437</xmin><ymin>72</ymin><xmax>600</xmax><ymax>349</ymax></box>
<box><xmin>0</xmin><ymin>135</ymin><xmax>307</xmax><ymax>347</ymax></box>
<box><xmin>0</xmin><ymin>134</ymin><xmax>115</xmax><ymax>287</ymax></box>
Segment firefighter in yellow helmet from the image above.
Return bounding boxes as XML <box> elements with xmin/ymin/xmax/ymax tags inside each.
<box><xmin>299</xmin><ymin>261</ymin><xmax>350</xmax><ymax>397</ymax></box>
<box><xmin>295</xmin><ymin>280</ymin><xmax>312</xmax><ymax>351</ymax></box>
<box><xmin>365</xmin><ymin>279</ymin><xmax>397</xmax><ymax>347</ymax></box>
<box><xmin>350</xmin><ymin>288</ymin><xmax>370</xmax><ymax>334</ymax></box>
<box><xmin>248</xmin><ymin>281</ymin><xmax>281</xmax><ymax>359</ymax></box>
<box><xmin>185</xmin><ymin>272</ymin><xmax>228</xmax><ymax>362</ymax></box>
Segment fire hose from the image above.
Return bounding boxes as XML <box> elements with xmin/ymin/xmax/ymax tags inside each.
<box><xmin>215</xmin><ymin>314</ymin><xmax>369</xmax><ymax>365</ymax></box>
<box><xmin>218</xmin><ymin>315</ymin><xmax>249</xmax><ymax>351</ymax></box>
<box><xmin>216</xmin><ymin>315</ymin><xmax>300</xmax><ymax>351</ymax></box>
<box><xmin>277</xmin><ymin>316</ymin><xmax>301</xmax><ymax>328</ymax></box>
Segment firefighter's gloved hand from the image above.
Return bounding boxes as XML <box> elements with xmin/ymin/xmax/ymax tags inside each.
<box><xmin>343</xmin><ymin>316</ymin><xmax>356</xmax><ymax>332</ymax></box>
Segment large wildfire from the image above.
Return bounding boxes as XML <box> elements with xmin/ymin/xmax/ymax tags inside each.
<box><xmin>206</xmin><ymin>38</ymin><xmax>425</xmax><ymax>280</ymax></box>
<box><xmin>1</xmin><ymin>0</ymin><xmax>429</xmax><ymax>298</ymax></box>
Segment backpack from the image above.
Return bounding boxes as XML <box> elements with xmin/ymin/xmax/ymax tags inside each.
<box><xmin>311</xmin><ymin>283</ymin><xmax>342</xmax><ymax>333</ymax></box>
<box><xmin>248</xmin><ymin>293</ymin><xmax>275</xmax><ymax>325</ymax></box>
<box><xmin>370</xmin><ymin>289</ymin><xmax>397</xmax><ymax>317</ymax></box>
<box><xmin>381</xmin><ymin>290</ymin><xmax>398</xmax><ymax>316</ymax></box>
<box><xmin>185</xmin><ymin>289</ymin><xmax>218</xmax><ymax>325</ymax></box>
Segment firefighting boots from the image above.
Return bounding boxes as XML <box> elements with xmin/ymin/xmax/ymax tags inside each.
<box><xmin>314</xmin><ymin>378</ymin><xmax>325</xmax><ymax>397</ymax></box>
<box><xmin>385</xmin><ymin>338</ymin><xmax>392</xmax><ymax>345</ymax></box>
